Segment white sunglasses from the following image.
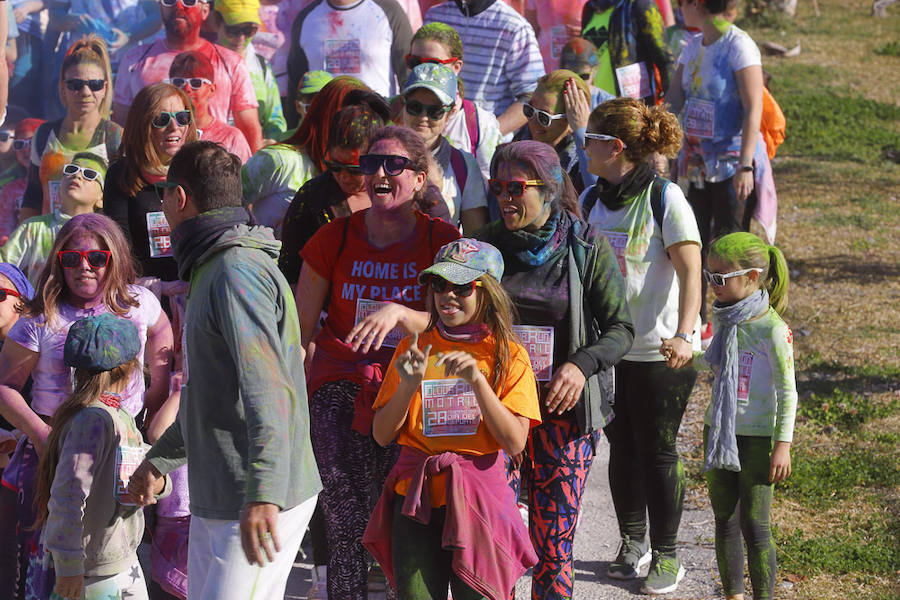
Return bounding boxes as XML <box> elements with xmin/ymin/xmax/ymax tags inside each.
<box><xmin>583</xmin><ymin>132</ymin><xmax>627</xmax><ymax>149</ymax></box>
<box><xmin>703</xmin><ymin>267</ymin><xmax>763</xmax><ymax>287</ymax></box>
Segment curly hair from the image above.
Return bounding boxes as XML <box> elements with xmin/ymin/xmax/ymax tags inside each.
<box><xmin>588</xmin><ymin>97</ymin><xmax>683</xmax><ymax>163</ymax></box>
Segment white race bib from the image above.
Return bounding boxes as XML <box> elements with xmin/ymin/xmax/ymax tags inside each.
<box><xmin>354</xmin><ymin>299</ymin><xmax>405</xmax><ymax>348</ymax></box>
<box><xmin>512</xmin><ymin>325</ymin><xmax>555</xmax><ymax>382</ymax></box>
<box><xmin>421</xmin><ymin>378</ymin><xmax>481</xmax><ymax>437</ymax></box>
<box><xmin>550</xmin><ymin>25</ymin><xmax>569</xmax><ymax>59</ymax></box>
<box><xmin>324</xmin><ymin>39</ymin><xmax>361</xmax><ymax>73</ymax></box>
<box><xmin>115</xmin><ymin>444</ymin><xmax>147</xmax><ymax>505</ymax></box>
<box><xmin>146</xmin><ymin>211</ymin><xmax>173</xmax><ymax>258</ymax></box>
<box><xmin>48</xmin><ymin>180</ymin><xmax>62</xmax><ymax>215</ymax></box>
<box><xmin>684</xmin><ymin>98</ymin><xmax>716</xmax><ymax>139</ymax></box>
<box><xmin>737</xmin><ymin>351</ymin><xmax>754</xmax><ymax>404</ymax></box>
<box><xmin>599</xmin><ymin>230</ymin><xmax>629</xmax><ymax>277</ymax></box>
<box><xmin>615</xmin><ymin>62</ymin><xmax>651</xmax><ymax>99</ymax></box>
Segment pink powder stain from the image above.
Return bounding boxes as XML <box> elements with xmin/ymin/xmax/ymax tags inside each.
<box><xmin>327</xmin><ymin>10</ymin><xmax>344</xmax><ymax>33</ymax></box>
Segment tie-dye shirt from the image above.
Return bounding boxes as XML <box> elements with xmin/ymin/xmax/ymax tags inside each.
<box><xmin>677</xmin><ymin>24</ymin><xmax>761</xmax><ymax>182</ymax></box>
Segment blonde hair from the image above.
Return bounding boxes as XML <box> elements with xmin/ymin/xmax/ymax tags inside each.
<box><xmin>588</xmin><ymin>97</ymin><xmax>682</xmax><ymax>163</ymax></box>
<box><xmin>33</xmin><ymin>358</ymin><xmax>141</xmax><ymax>529</ymax></box>
<box><xmin>534</xmin><ymin>70</ymin><xmax>591</xmax><ymax>113</ymax></box>
<box><xmin>60</xmin><ymin>36</ymin><xmax>114</xmax><ymax>117</ymax></box>
<box><xmin>709</xmin><ymin>232</ymin><xmax>790</xmax><ymax>314</ymax></box>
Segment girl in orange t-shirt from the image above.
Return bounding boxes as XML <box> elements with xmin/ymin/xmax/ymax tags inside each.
<box><xmin>368</xmin><ymin>238</ymin><xmax>541</xmax><ymax>600</ymax></box>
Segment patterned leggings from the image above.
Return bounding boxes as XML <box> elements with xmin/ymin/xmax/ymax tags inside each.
<box><xmin>309</xmin><ymin>380</ymin><xmax>399</xmax><ymax>600</ymax></box>
<box><xmin>704</xmin><ymin>429</ymin><xmax>776</xmax><ymax>599</ymax></box>
<box><xmin>507</xmin><ymin>418</ymin><xmax>597</xmax><ymax>600</ymax></box>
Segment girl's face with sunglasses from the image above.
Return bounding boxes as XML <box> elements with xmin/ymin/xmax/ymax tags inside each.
<box><xmin>326</xmin><ymin>146</ymin><xmax>366</xmax><ymax>195</ymax></box>
<box><xmin>151</xmin><ymin>96</ymin><xmax>192</xmax><ymax>158</ymax></box>
<box><xmin>60</xmin><ymin>234</ymin><xmax>110</xmax><ymax>303</ymax></box>
<box><xmin>429</xmin><ymin>276</ymin><xmax>481</xmax><ymax>327</ymax></box>
<box><xmin>13</xmin><ymin>136</ymin><xmax>32</xmax><ymax>167</ymax></box>
<box><xmin>363</xmin><ymin>139</ymin><xmax>425</xmax><ymax>212</ymax></box>
<box><xmin>526</xmin><ymin>90</ymin><xmax>569</xmax><ymax>146</ymax></box>
<box><xmin>61</xmin><ymin>162</ymin><xmax>104</xmax><ymax>206</ymax></box>
<box><xmin>401</xmin><ymin>89</ymin><xmax>452</xmax><ymax>149</ymax></box>
<box><xmin>61</xmin><ymin>64</ymin><xmax>106</xmax><ymax>114</ymax></box>
<box><xmin>409</xmin><ymin>39</ymin><xmax>463</xmax><ymax>75</ymax></box>
<box><xmin>494</xmin><ymin>162</ymin><xmax>549</xmax><ymax>233</ymax></box>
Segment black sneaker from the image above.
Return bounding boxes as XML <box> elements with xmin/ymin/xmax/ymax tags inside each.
<box><xmin>606</xmin><ymin>535</ymin><xmax>651</xmax><ymax>580</ymax></box>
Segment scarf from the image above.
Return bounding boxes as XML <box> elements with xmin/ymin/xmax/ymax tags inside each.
<box><xmin>437</xmin><ymin>321</ymin><xmax>491</xmax><ymax>344</ymax></box>
<box><xmin>595</xmin><ymin>162</ymin><xmax>655</xmax><ymax>212</ymax></box>
<box><xmin>495</xmin><ymin>206</ymin><xmax>572</xmax><ymax>267</ymax></box>
<box><xmin>172</xmin><ymin>206</ymin><xmax>251</xmax><ymax>281</ymax></box>
<box><xmin>703</xmin><ymin>289</ymin><xmax>770</xmax><ymax>472</ymax></box>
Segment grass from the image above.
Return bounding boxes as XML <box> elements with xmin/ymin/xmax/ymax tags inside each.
<box><xmin>678</xmin><ymin>0</ymin><xmax>900</xmax><ymax>597</ymax></box>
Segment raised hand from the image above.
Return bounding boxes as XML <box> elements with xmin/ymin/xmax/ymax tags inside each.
<box><xmin>395</xmin><ymin>333</ymin><xmax>431</xmax><ymax>382</ymax></box>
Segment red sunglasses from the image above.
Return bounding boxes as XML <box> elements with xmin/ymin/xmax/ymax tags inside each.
<box><xmin>405</xmin><ymin>54</ymin><xmax>458</xmax><ymax>69</ymax></box>
<box><xmin>0</xmin><ymin>288</ymin><xmax>21</xmax><ymax>302</ymax></box>
<box><xmin>57</xmin><ymin>249</ymin><xmax>112</xmax><ymax>269</ymax></box>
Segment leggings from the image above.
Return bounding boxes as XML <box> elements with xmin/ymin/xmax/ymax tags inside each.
<box><xmin>688</xmin><ymin>178</ymin><xmax>757</xmax><ymax>323</ymax></box>
<box><xmin>391</xmin><ymin>497</ymin><xmax>485</xmax><ymax>600</ymax></box>
<box><xmin>604</xmin><ymin>360</ymin><xmax>697</xmax><ymax>555</ymax></box>
<box><xmin>507</xmin><ymin>418</ymin><xmax>597</xmax><ymax>599</ymax></box>
<box><xmin>309</xmin><ymin>380</ymin><xmax>399</xmax><ymax>600</ymax></box>
<box><xmin>704</xmin><ymin>429</ymin><xmax>776</xmax><ymax>599</ymax></box>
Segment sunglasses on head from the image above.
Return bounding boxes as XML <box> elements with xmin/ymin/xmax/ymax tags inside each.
<box><xmin>13</xmin><ymin>139</ymin><xmax>30</xmax><ymax>150</ymax></box>
<box><xmin>404</xmin><ymin>99</ymin><xmax>452</xmax><ymax>121</ymax></box>
<box><xmin>703</xmin><ymin>267</ymin><xmax>763</xmax><ymax>287</ymax></box>
<box><xmin>159</xmin><ymin>0</ymin><xmax>208</xmax><ymax>7</ymax></box>
<box><xmin>64</xmin><ymin>78</ymin><xmax>106</xmax><ymax>92</ymax></box>
<box><xmin>488</xmin><ymin>179</ymin><xmax>544</xmax><ymax>197</ymax></box>
<box><xmin>583</xmin><ymin>132</ymin><xmax>627</xmax><ymax>149</ymax></box>
<box><xmin>63</xmin><ymin>163</ymin><xmax>102</xmax><ymax>182</ymax></box>
<box><xmin>404</xmin><ymin>54</ymin><xmax>458</xmax><ymax>70</ymax></box>
<box><xmin>225</xmin><ymin>23</ymin><xmax>259</xmax><ymax>38</ymax></box>
<box><xmin>429</xmin><ymin>276</ymin><xmax>480</xmax><ymax>297</ymax></box>
<box><xmin>58</xmin><ymin>249</ymin><xmax>111</xmax><ymax>269</ymax></box>
<box><xmin>152</xmin><ymin>110</ymin><xmax>192</xmax><ymax>128</ymax></box>
<box><xmin>358</xmin><ymin>154</ymin><xmax>418</xmax><ymax>176</ymax></box>
<box><xmin>325</xmin><ymin>159</ymin><xmax>362</xmax><ymax>175</ymax></box>
<box><xmin>523</xmin><ymin>103</ymin><xmax>565</xmax><ymax>128</ymax></box>
<box><xmin>0</xmin><ymin>131</ymin><xmax>13</xmax><ymax>143</ymax></box>
<box><xmin>167</xmin><ymin>77</ymin><xmax>212</xmax><ymax>90</ymax></box>
<box><xmin>0</xmin><ymin>288</ymin><xmax>22</xmax><ymax>303</ymax></box>
<box><xmin>578</xmin><ymin>72</ymin><xmax>592</xmax><ymax>81</ymax></box>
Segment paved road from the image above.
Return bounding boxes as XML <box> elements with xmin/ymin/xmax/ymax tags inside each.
<box><xmin>285</xmin><ymin>411</ymin><xmax>722</xmax><ymax>599</ymax></box>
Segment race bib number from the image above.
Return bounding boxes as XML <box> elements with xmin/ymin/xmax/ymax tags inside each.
<box><xmin>550</xmin><ymin>25</ymin><xmax>569</xmax><ymax>59</ymax></box>
<box><xmin>146</xmin><ymin>211</ymin><xmax>173</xmax><ymax>258</ymax></box>
<box><xmin>599</xmin><ymin>230</ymin><xmax>629</xmax><ymax>277</ymax></box>
<box><xmin>684</xmin><ymin>98</ymin><xmax>716</xmax><ymax>139</ymax></box>
<box><xmin>737</xmin><ymin>351</ymin><xmax>753</xmax><ymax>404</ymax></box>
<box><xmin>115</xmin><ymin>444</ymin><xmax>147</xmax><ymax>505</ymax></box>
<box><xmin>354</xmin><ymin>299</ymin><xmax>405</xmax><ymax>348</ymax></box>
<box><xmin>421</xmin><ymin>378</ymin><xmax>481</xmax><ymax>437</ymax></box>
<box><xmin>512</xmin><ymin>325</ymin><xmax>554</xmax><ymax>382</ymax></box>
<box><xmin>615</xmin><ymin>62</ymin><xmax>651</xmax><ymax>99</ymax></box>
<box><xmin>325</xmin><ymin>39</ymin><xmax>361</xmax><ymax>73</ymax></box>
<box><xmin>48</xmin><ymin>180</ymin><xmax>62</xmax><ymax>215</ymax></box>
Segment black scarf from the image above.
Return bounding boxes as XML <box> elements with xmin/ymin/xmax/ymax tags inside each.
<box><xmin>595</xmin><ymin>162</ymin><xmax>655</xmax><ymax>212</ymax></box>
<box><xmin>172</xmin><ymin>206</ymin><xmax>251</xmax><ymax>281</ymax></box>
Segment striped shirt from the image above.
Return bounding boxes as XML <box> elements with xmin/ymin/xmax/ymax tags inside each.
<box><xmin>424</xmin><ymin>1</ymin><xmax>545</xmax><ymax>116</ymax></box>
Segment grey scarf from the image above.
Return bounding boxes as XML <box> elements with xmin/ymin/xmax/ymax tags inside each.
<box><xmin>704</xmin><ymin>289</ymin><xmax>770</xmax><ymax>472</ymax></box>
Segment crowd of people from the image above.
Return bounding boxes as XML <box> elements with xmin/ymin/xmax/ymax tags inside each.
<box><xmin>0</xmin><ymin>1</ymin><xmax>797</xmax><ymax>600</ymax></box>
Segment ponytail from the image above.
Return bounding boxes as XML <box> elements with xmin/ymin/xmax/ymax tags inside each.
<box><xmin>60</xmin><ymin>35</ymin><xmax>113</xmax><ymax>117</ymax></box>
<box><xmin>708</xmin><ymin>232</ymin><xmax>791</xmax><ymax>315</ymax></box>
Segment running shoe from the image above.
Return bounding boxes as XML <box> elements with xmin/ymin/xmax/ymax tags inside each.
<box><xmin>606</xmin><ymin>535</ymin><xmax>651</xmax><ymax>580</ymax></box>
<box><xmin>641</xmin><ymin>550</ymin><xmax>685</xmax><ymax>595</ymax></box>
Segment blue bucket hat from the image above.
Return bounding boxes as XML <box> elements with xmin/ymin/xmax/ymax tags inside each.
<box><xmin>418</xmin><ymin>238</ymin><xmax>504</xmax><ymax>285</ymax></box>
<box><xmin>0</xmin><ymin>263</ymin><xmax>34</xmax><ymax>301</ymax></box>
<box><xmin>64</xmin><ymin>314</ymin><xmax>141</xmax><ymax>373</ymax></box>
<box><xmin>403</xmin><ymin>63</ymin><xmax>457</xmax><ymax>106</ymax></box>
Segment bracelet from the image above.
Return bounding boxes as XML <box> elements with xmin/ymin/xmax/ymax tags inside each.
<box><xmin>740</xmin><ymin>164</ymin><xmax>754</xmax><ymax>173</ymax></box>
<box><xmin>673</xmin><ymin>332</ymin><xmax>693</xmax><ymax>345</ymax></box>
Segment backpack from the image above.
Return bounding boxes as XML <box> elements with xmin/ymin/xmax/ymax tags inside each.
<box><xmin>581</xmin><ymin>176</ymin><xmax>670</xmax><ymax>258</ymax></box>
<box><xmin>461</xmin><ymin>98</ymin><xmax>480</xmax><ymax>156</ymax></box>
<box><xmin>448</xmin><ymin>146</ymin><xmax>468</xmax><ymax>196</ymax></box>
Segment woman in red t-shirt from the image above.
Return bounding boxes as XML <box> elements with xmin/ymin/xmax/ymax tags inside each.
<box><xmin>296</xmin><ymin>125</ymin><xmax>460</xmax><ymax>600</ymax></box>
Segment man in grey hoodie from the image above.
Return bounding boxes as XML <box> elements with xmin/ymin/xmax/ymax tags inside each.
<box><xmin>128</xmin><ymin>141</ymin><xmax>321</xmax><ymax>599</ymax></box>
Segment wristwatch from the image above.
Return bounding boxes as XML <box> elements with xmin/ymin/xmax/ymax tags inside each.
<box><xmin>673</xmin><ymin>332</ymin><xmax>693</xmax><ymax>344</ymax></box>
<box><xmin>740</xmin><ymin>164</ymin><xmax>754</xmax><ymax>173</ymax></box>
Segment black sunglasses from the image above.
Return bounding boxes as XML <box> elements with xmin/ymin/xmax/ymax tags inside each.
<box><xmin>160</xmin><ymin>0</ymin><xmax>207</xmax><ymax>6</ymax></box>
<box><xmin>324</xmin><ymin>159</ymin><xmax>362</xmax><ymax>175</ymax></box>
<box><xmin>152</xmin><ymin>111</ymin><xmax>192</xmax><ymax>128</ymax></box>
<box><xmin>428</xmin><ymin>276</ymin><xmax>479</xmax><ymax>297</ymax></box>
<box><xmin>358</xmin><ymin>154</ymin><xmax>418</xmax><ymax>176</ymax></box>
<box><xmin>404</xmin><ymin>99</ymin><xmax>452</xmax><ymax>121</ymax></box>
<box><xmin>64</xmin><ymin>78</ymin><xmax>106</xmax><ymax>92</ymax></box>
<box><xmin>58</xmin><ymin>250</ymin><xmax>111</xmax><ymax>269</ymax></box>
<box><xmin>13</xmin><ymin>139</ymin><xmax>30</xmax><ymax>150</ymax></box>
<box><xmin>225</xmin><ymin>23</ymin><xmax>259</xmax><ymax>38</ymax></box>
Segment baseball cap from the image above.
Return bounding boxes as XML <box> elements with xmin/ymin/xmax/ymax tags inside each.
<box><xmin>214</xmin><ymin>0</ymin><xmax>261</xmax><ymax>25</ymax></box>
<box><xmin>403</xmin><ymin>63</ymin><xmax>457</xmax><ymax>106</ymax></box>
<box><xmin>299</xmin><ymin>71</ymin><xmax>334</xmax><ymax>95</ymax></box>
<box><xmin>418</xmin><ymin>238</ymin><xmax>504</xmax><ymax>285</ymax></box>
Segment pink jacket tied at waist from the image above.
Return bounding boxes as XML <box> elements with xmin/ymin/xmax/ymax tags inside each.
<box><xmin>363</xmin><ymin>447</ymin><xmax>537</xmax><ymax>600</ymax></box>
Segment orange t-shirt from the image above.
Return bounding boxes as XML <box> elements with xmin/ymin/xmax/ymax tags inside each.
<box><xmin>300</xmin><ymin>210</ymin><xmax>460</xmax><ymax>342</ymax></box>
<box><xmin>373</xmin><ymin>328</ymin><xmax>542</xmax><ymax>506</ymax></box>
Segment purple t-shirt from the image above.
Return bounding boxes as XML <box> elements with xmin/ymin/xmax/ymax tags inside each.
<box><xmin>8</xmin><ymin>285</ymin><xmax>162</xmax><ymax>417</ymax></box>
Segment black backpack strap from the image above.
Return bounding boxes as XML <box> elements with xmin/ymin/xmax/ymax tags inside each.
<box><xmin>650</xmin><ymin>176</ymin><xmax>667</xmax><ymax>232</ymax></box>
<box><xmin>581</xmin><ymin>184</ymin><xmax>600</xmax><ymax>220</ymax></box>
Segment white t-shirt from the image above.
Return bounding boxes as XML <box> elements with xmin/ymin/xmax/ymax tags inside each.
<box><xmin>444</xmin><ymin>99</ymin><xmax>502</xmax><ymax>180</ymax></box>
<box><xmin>8</xmin><ymin>285</ymin><xmax>162</xmax><ymax>417</ymax></box>
<box><xmin>433</xmin><ymin>140</ymin><xmax>488</xmax><ymax>225</ymax></box>
<box><xmin>582</xmin><ymin>180</ymin><xmax>702</xmax><ymax>361</ymax></box>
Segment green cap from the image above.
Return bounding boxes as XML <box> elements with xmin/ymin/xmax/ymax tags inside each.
<box><xmin>299</xmin><ymin>71</ymin><xmax>334</xmax><ymax>95</ymax></box>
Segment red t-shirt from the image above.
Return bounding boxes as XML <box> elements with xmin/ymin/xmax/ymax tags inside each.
<box><xmin>300</xmin><ymin>210</ymin><xmax>460</xmax><ymax>342</ymax></box>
